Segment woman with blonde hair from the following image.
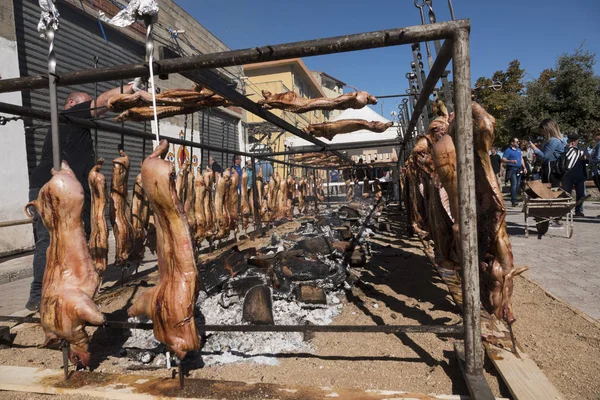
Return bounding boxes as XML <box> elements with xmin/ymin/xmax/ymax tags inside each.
<box><xmin>529</xmin><ymin>118</ymin><xmax>565</xmax><ymax>186</ymax></box>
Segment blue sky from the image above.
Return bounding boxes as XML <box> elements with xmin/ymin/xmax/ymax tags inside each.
<box><xmin>174</xmin><ymin>0</ymin><xmax>600</xmax><ymax>119</ymax></box>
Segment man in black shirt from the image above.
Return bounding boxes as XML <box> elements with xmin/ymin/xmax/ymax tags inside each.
<box><xmin>26</xmin><ymin>83</ymin><xmax>138</xmax><ymax>311</ymax></box>
<box><xmin>489</xmin><ymin>147</ymin><xmax>502</xmax><ymax>182</ymax></box>
<box><xmin>208</xmin><ymin>156</ymin><xmax>223</xmax><ymax>174</ymax></box>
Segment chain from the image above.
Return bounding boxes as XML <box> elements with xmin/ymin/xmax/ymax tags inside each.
<box><xmin>0</xmin><ymin>116</ymin><xmax>23</xmax><ymax>126</ymax></box>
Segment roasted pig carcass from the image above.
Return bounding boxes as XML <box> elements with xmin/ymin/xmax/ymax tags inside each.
<box><xmin>228</xmin><ymin>168</ymin><xmax>240</xmax><ymax>233</ymax></box>
<box><xmin>110</xmin><ymin>150</ymin><xmax>134</xmax><ymax>267</ymax></box>
<box><xmin>25</xmin><ymin>162</ymin><xmax>104</xmax><ymax>367</ymax></box>
<box><xmin>107</xmin><ymin>86</ymin><xmax>217</xmax><ymax>112</ymax></box>
<box><xmin>256</xmin><ymin>167</ymin><xmax>264</xmax><ymax>201</ymax></box>
<box><xmin>203</xmin><ymin>169</ymin><xmax>216</xmax><ymax>241</ymax></box>
<box><xmin>175</xmin><ymin>161</ymin><xmax>190</xmax><ymax>203</ymax></box>
<box><xmin>298</xmin><ymin>178</ymin><xmax>307</xmax><ymax>214</ymax></box>
<box><xmin>267</xmin><ymin>174</ymin><xmax>278</xmax><ymax>214</ymax></box>
<box><xmin>193</xmin><ymin>167</ymin><xmax>207</xmax><ymax>244</ymax></box>
<box><xmin>241</xmin><ymin>168</ymin><xmax>251</xmax><ymax>230</ymax></box>
<box><xmin>258</xmin><ymin>87</ymin><xmax>377</xmax><ymax>113</ymax></box>
<box><xmin>275</xmin><ymin>174</ymin><xmax>288</xmax><ymax>220</ymax></box>
<box><xmin>129</xmin><ymin>172</ymin><xmax>147</xmax><ymax>265</ymax></box>
<box><xmin>286</xmin><ymin>175</ymin><xmax>295</xmax><ymax>219</ymax></box>
<box><xmin>88</xmin><ymin>159</ymin><xmax>108</xmax><ymax>273</ymax></box>
<box><xmin>465</xmin><ymin>102</ymin><xmax>527</xmax><ymax>324</ymax></box>
<box><xmin>184</xmin><ymin>163</ymin><xmax>197</xmax><ymax>237</ymax></box>
<box><xmin>304</xmin><ymin>120</ymin><xmax>393</xmax><ymax>140</ymax></box>
<box><xmin>215</xmin><ymin>169</ymin><xmax>231</xmax><ymax>239</ymax></box>
<box><xmin>345</xmin><ymin>178</ymin><xmax>353</xmax><ymax>202</ymax></box>
<box><xmin>111</xmin><ymin>87</ymin><xmax>232</xmax><ymax>122</ymax></box>
<box><xmin>128</xmin><ymin>140</ymin><xmax>199</xmax><ymax>359</ymax></box>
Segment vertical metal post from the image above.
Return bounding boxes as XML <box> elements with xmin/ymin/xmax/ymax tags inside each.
<box><xmin>250</xmin><ymin>156</ymin><xmax>262</xmax><ymax>235</ymax></box>
<box><xmin>448</xmin><ymin>0</ymin><xmax>456</xmax><ymax>20</ymax></box>
<box><xmin>46</xmin><ymin>26</ymin><xmax>60</xmax><ymax>171</ymax></box>
<box><xmin>326</xmin><ymin>168</ymin><xmax>331</xmax><ymax>208</ymax></box>
<box><xmin>120</xmin><ymin>79</ymin><xmax>125</xmax><ymax>150</ymax></box>
<box><xmin>93</xmin><ymin>56</ymin><xmax>99</xmax><ymax>162</ymax></box>
<box><xmin>312</xmin><ymin>168</ymin><xmax>318</xmax><ymax>213</ymax></box>
<box><xmin>453</xmin><ymin>28</ymin><xmax>481</xmax><ymax>376</ymax></box>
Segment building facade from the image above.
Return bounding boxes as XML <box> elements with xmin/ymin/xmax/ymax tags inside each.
<box><xmin>311</xmin><ymin>71</ymin><xmax>346</xmax><ymax>121</ymax></box>
<box><xmin>0</xmin><ymin>0</ymin><xmax>244</xmax><ymax>255</ymax></box>
<box><xmin>243</xmin><ymin>58</ymin><xmax>328</xmax><ymax>176</ymax></box>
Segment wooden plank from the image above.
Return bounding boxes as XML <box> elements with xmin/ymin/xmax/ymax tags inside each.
<box><xmin>417</xmin><ymin>238</ymin><xmax>564</xmax><ymax>400</ymax></box>
<box><xmin>0</xmin><ymin>365</ymin><xmax>479</xmax><ymax>400</ymax></box>
<box><xmin>484</xmin><ymin>344</ymin><xmax>564</xmax><ymax>400</ymax></box>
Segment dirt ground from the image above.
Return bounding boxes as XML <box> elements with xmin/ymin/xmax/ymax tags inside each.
<box><xmin>1</xmin><ymin>204</ymin><xmax>599</xmax><ymax>399</ymax></box>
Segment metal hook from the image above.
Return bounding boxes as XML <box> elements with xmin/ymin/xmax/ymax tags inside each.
<box><xmin>425</xmin><ymin>0</ymin><xmax>437</xmax><ymax>24</ymax></box>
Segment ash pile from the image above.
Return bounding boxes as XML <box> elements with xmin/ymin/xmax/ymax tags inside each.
<box><xmin>124</xmin><ymin>204</ymin><xmax>373</xmax><ymax>367</ymax></box>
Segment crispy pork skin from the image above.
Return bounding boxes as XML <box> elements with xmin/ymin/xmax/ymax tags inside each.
<box><xmin>128</xmin><ymin>140</ymin><xmax>199</xmax><ymax>359</ymax></box>
<box><xmin>304</xmin><ymin>120</ymin><xmax>393</xmax><ymax>140</ymax></box>
<box><xmin>26</xmin><ymin>162</ymin><xmax>104</xmax><ymax>366</ymax></box>
<box><xmin>258</xmin><ymin>87</ymin><xmax>377</xmax><ymax>113</ymax></box>
<box><xmin>110</xmin><ymin>150</ymin><xmax>133</xmax><ymax>266</ymax></box>
<box><xmin>241</xmin><ymin>168</ymin><xmax>251</xmax><ymax>229</ymax></box>
<box><xmin>88</xmin><ymin>159</ymin><xmax>108</xmax><ymax>273</ymax></box>
<box><xmin>129</xmin><ymin>172</ymin><xmax>147</xmax><ymax>265</ymax></box>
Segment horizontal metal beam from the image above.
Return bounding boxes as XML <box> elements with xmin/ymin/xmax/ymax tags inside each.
<box><xmin>267</xmin><ymin>139</ymin><xmax>402</xmax><ymax>156</ymax></box>
<box><xmin>404</xmin><ymin>38</ymin><xmax>454</xmax><ymax>139</ymax></box>
<box><xmin>0</xmin><ymin>219</ymin><xmax>32</xmax><ymax>229</ymax></box>
<box><xmin>0</xmin><ymin>101</ymin><xmax>329</xmax><ymax>170</ymax></box>
<box><xmin>0</xmin><ymin>315</ymin><xmax>463</xmax><ymax>334</ymax></box>
<box><xmin>0</xmin><ymin>20</ymin><xmax>468</xmax><ymax>94</ymax></box>
<box><xmin>160</xmin><ymin>48</ymin><xmax>352</xmax><ymax>164</ymax></box>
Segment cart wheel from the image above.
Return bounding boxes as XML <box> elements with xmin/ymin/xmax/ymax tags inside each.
<box><xmin>536</xmin><ymin>220</ymin><xmax>549</xmax><ymax>235</ymax></box>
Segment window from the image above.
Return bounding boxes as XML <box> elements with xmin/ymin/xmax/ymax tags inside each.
<box><xmin>386</xmin><ymin>153</ymin><xmax>390</xmax><ymax>160</ymax></box>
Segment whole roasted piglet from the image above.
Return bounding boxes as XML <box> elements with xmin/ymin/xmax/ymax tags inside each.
<box><xmin>128</xmin><ymin>140</ymin><xmax>200</xmax><ymax>359</ymax></box>
<box><xmin>25</xmin><ymin>162</ymin><xmax>104</xmax><ymax>366</ymax></box>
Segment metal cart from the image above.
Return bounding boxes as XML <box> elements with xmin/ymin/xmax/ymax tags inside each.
<box><xmin>523</xmin><ymin>190</ymin><xmax>575</xmax><ymax>238</ymax></box>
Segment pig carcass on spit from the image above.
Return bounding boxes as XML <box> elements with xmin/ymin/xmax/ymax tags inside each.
<box><xmin>304</xmin><ymin>120</ymin><xmax>393</xmax><ymax>140</ymax></box>
<box><xmin>286</xmin><ymin>175</ymin><xmax>295</xmax><ymax>219</ymax></box>
<box><xmin>25</xmin><ymin>162</ymin><xmax>104</xmax><ymax>367</ymax></box>
<box><xmin>258</xmin><ymin>87</ymin><xmax>377</xmax><ymax>113</ymax></box>
<box><xmin>215</xmin><ymin>169</ymin><xmax>231</xmax><ymax>239</ymax></box>
<box><xmin>256</xmin><ymin>167</ymin><xmax>264</xmax><ymax>202</ymax></box>
<box><xmin>128</xmin><ymin>140</ymin><xmax>199</xmax><ymax>359</ymax></box>
<box><xmin>267</xmin><ymin>174</ymin><xmax>278</xmax><ymax>214</ymax></box>
<box><xmin>175</xmin><ymin>161</ymin><xmax>190</xmax><ymax>203</ymax></box>
<box><xmin>345</xmin><ymin>179</ymin><xmax>354</xmax><ymax>202</ymax></box>
<box><xmin>88</xmin><ymin>159</ymin><xmax>108</xmax><ymax>273</ymax></box>
<box><xmin>110</xmin><ymin>150</ymin><xmax>134</xmax><ymax>267</ymax></box>
<box><xmin>184</xmin><ymin>163</ymin><xmax>197</xmax><ymax>238</ymax></box>
<box><xmin>241</xmin><ymin>168</ymin><xmax>251</xmax><ymax>229</ymax></box>
<box><xmin>129</xmin><ymin>172</ymin><xmax>147</xmax><ymax>265</ymax></box>
<box><xmin>193</xmin><ymin>167</ymin><xmax>207</xmax><ymax>244</ymax></box>
<box><xmin>228</xmin><ymin>168</ymin><xmax>240</xmax><ymax>233</ymax></box>
<box><xmin>203</xmin><ymin>169</ymin><xmax>216</xmax><ymax>242</ymax></box>
<box><xmin>275</xmin><ymin>174</ymin><xmax>288</xmax><ymax>221</ymax></box>
<box><xmin>298</xmin><ymin>178</ymin><xmax>307</xmax><ymax>214</ymax></box>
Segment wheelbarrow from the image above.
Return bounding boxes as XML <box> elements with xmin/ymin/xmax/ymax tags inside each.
<box><xmin>523</xmin><ymin>192</ymin><xmax>575</xmax><ymax>238</ymax></box>
<box><xmin>521</xmin><ymin>179</ymin><xmax>591</xmax><ymax>237</ymax></box>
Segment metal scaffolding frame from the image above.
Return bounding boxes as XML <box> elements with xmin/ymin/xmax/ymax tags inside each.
<box><xmin>0</xmin><ymin>18</ymin><xmax>490</xmax><ymax>398</ymax></box>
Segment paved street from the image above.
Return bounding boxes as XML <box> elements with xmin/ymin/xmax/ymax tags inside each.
<box><xmin>505</xmin><ymin>200</ymin><xmax>600</xmax><ymax>321</ymax></box>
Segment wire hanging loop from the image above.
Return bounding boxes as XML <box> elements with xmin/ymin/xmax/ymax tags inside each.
<box><xmin>424</xmin><ymin>0</ymin><xmax>437</xmax><ymax>24</ymax></box>
<box><xmin>144</xmin><ymin>16</ymin><xmax>160</xmax><ymax>147</ymax></box>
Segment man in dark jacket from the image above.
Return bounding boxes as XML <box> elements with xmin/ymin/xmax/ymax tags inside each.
<box><xmin>561</xmin><ymin>133</ymin><xmax>588</xmax><ymax>217</ymax></box>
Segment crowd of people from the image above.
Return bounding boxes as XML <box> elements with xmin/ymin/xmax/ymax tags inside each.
<box><xmin>490</xmin><ymin>118</ymin><xmax>600</xmax><ymax>220</ymax></box>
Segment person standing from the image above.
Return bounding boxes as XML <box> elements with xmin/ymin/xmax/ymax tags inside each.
<box><xmin>354</xmin><ymin>158</ymin><xmax>366</xmax><ymax>197</ymax></box>
<box><xmin>561</xmin><ymin>133</ymin><xmax>588</xmax><ymax>217</ymax></box>
<box><xmin>501</xmin><ymin>137</ymin><xmax>525</xmax><ymax>207</ymax></box>
<box><xmin>245</xmin><ymin>160</ymin><xmax>253</xmax><ymax>190</ymax></box>
<box><xmin>590</xmin><ymin>133</ymin><xmax>600</xmax><ymax>193</ymax></box>
<box><xmin>208</xmin><ymin>156</ymin><xmax>223</xmax><ymax>174</ymax></box>
<box><xmin>329</xmin><ymin>169</ymin><xmax>339</xmax><ymax>195</ymax></box>
<box><xmin>255</xmin><ymin>159</ymin><xmax>273</xmax><ymax>183</ymax></box>
<box><xmin>26</xmin><ymin>81</ymin><xmax>140</xmax><ymax>311</ymax></box>
<box><xmin>529</xmin><ymin>119</ymin><xmax>565</xmax><ymax>187</ymax></box>
<box><xmin>489</xmin><ymin>147</ymin><xmax>502</xmax><ymax>182</ymax></box>
<box><xmin>231</xmin><ymin>155</ymin><xmax>243</xmax><ymax>191</ymax></box>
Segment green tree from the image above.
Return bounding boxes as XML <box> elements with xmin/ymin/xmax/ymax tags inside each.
<box><xmin>474</xmin><ymin>59</ymin><xmax>526</xmax><ymax>145</ymax></box>
<box><xmin>505</xmin><ymin>48</ymin><xmax>600</xmax><ymax>144</ymax></box>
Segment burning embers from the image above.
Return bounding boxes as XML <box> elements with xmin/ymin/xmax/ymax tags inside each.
<box><xmin>123</xmin><ymin>206</ymin><xmax>367</xmax><ymax>367</ymax></box>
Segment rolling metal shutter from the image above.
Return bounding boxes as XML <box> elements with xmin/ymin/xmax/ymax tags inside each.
<box><xmin>14</xmin><ymin>0</ymin><xmax>147</xmax><ymax>187</ymax></box>
<box><xmin>14</xmin><ymin>0</ymin><xmax>241</xmax><ymax>185</ymax></box>
<box><xmin>197</xmin><ymin>109</ymin><xmax>239</xmax><ymax>171</ymax></box>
